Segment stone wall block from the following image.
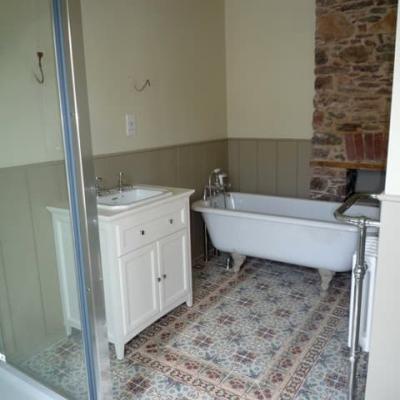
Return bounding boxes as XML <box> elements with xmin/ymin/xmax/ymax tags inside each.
<box><xmin>370</xmin><ymin>9</ymin><xmax>397</xmax><ymax>33</ymax></box>
<box><xmin>311</xmin><ymin>0</ymin><xmax>396</xmax><ymax>200</ymax></box>
<box><xmin>317</xmin><ymin>13</ymin><xmax>355</xmax><ymax>42</ymax></box>
<box><xmin>339</xmin><ymin>45</ymin><xmax>372</xmax><ymax>63</ymax></box>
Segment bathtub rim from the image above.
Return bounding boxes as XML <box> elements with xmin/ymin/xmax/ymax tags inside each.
<box><xmin>192</xmin><ymin>193</ymin><xmax>379</xmax><ymax>233</ymax></box>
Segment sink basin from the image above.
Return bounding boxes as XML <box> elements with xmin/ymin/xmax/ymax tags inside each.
<box><xmin>97</xmin><ymin>186</ymin><xmax>172</xmax><ymax>210</ymax></box>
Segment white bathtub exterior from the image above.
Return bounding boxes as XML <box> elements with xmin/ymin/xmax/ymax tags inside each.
<box><xmin>192</xmin><ymin>193</ymin><xmax>379</xmax><ymax>272</ymax></box>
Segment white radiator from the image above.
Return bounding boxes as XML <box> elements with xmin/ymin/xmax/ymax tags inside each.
<box><xmin>348</xmin><ymin>235</ymin><xmax>378</xmax><ymax>352</ymax></box>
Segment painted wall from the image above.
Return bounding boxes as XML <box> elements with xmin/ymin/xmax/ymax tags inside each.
<box><xmin>0</xmin><ymin>0</ymin><xmax>63</xmax><ymax>169</ymax></box>
<box><xmin>81</xmin><ymin>0</ymin><xmax>227</xmax><ymax>156</ymax></box>
<box><xmin>0</xmin><ymin>0</ymin><xmax>227</xmax><ymax>169</ymax></box>
<box><xmin>225</xmin><ymin>0</ymin><xmax>315</xmax><ymax>140</ymax></box>
<box><xmin>1</xmin><ymin>0</ymin><xmax>316</xmax><ymax>166</ymax></box>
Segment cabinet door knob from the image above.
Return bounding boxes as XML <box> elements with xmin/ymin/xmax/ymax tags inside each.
<box><xmin>163</xmin><ymin>274</ymin><xmax>167</xmax><ymax>279</ymax></box>
<box><xmin>157</xmin><ymin>277</ymin><xmax>162</xmax><ymax>282</ymax></box>
<box><xmin>140</xmin><ymin>230</ymin><xmax>145</xmax><ymax>236</ymax></box>
<box><xmin>169</xmin><ymin>219</ymin><xmax>174</xmax><ymax>224</ymax></box>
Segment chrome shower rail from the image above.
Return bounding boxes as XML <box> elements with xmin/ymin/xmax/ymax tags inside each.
<box><xmin>334</xmin><ymin>192</ymin><xmax>381</xmax><ymax>400</ymax></box>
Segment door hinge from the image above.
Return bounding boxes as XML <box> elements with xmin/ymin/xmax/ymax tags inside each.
<box><xmin>0</xmin><ymin>352</ymin><xmax>6</xmax><ymax>363</ymax></box>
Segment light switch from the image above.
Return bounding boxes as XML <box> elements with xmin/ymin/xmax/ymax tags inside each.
<box><xmin>125</xmin><ymin>114</ymin><xmax>136</xmax><ymax>137</ymax></box>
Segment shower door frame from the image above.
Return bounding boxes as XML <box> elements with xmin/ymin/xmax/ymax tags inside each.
<box><xmin>51</xmin><ymin>0</ymin><xmax>112</xmax><ymax>398</ymax></box>
<box><xmin>0</xmin><ymin>0</ymin><xmax>112</xmax><ymax>399</ymax></box>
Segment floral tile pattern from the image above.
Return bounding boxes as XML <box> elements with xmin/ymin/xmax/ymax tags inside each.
<box><xmin>22</xmin><ymin>256</ymin><xmax>368</xmax><ymax>399</ymax></box>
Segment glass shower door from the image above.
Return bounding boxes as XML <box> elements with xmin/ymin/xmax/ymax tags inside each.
<box><xmin>0</xmin><ymin>0</ymin><xmax>109</xmax><ymax>399</ymax></box>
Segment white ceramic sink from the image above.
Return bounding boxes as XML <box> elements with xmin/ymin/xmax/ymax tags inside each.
<box><xmin>97</xmin><ymin>186</ymin><xmax>172</xmax><ymax>210</ymax></box>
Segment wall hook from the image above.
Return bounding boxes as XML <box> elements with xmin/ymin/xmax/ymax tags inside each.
<box><xmin>134</xmin><ymin>79</ymin><xmax>151</xmax><ymax>92</ymax></box>
<box><xmin>34</xmin><ymin>51</ymin><xmax>44</xmax><ymax>84</ymax></box>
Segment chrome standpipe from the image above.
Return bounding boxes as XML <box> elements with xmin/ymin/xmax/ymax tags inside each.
<box><xmin>202</xmin><ymin>168</ymin><xmax>231</xmax><ymax>262</ymax></box>
<box><xmin>334</xmin><ymin>193</ymin><xmax>381</xmax><ymax>400</ymax></box>
<box><xmin>348</xmin><ymin>219</ymin><xmax>367</xmax><ymax>400</ymax></box>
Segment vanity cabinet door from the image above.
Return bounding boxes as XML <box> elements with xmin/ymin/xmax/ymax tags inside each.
<box><xmin>118</xmin><ymin>243</ymin><xmax>160</xmax><ymax>335</ymax></box>
<box><xmin>158</xmin><ymin>229</ymin><xmax>189</xmax><ymax>311</ymax></box>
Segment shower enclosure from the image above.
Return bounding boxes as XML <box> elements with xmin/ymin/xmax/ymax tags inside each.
<box><xmin>0</xmin><ymin>0</ymin><xmax>111</xmax><ymax>398</ymax></box>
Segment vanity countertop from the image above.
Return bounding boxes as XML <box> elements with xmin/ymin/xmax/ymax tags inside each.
<box><xmin>47</xmin><ymin>185</ymin><xmax>194</xmax><ymax>222</ymax></box>
<box><xmin>97</xmin><ymin>186</ymin><xmax>194</xmax><ymax>221</ymax></box>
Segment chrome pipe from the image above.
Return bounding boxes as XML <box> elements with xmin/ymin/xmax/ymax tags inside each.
<box><xmin>333</xmin><ymin>192</ymin><xmax>381</xmax><ymax>400</ymax></box>
<box><xmin>348</xmin><ymin>221</ymin><xmax>368</xmax><ymax>400</ymax></box>
<box><xmin>334</xmin><ymin>193</ymin><xmax>380</xmax><ymax>228</ymax></box>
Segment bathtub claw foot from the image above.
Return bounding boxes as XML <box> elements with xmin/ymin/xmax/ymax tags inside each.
<box><xmin>231</xmin><ymin>253</ymin><xmax>246</xmax><ymax>273</ymax></box>
<box><xmin>319</xmin><ymin>269</ymin><xmax>335</xmax><ymax>291</ymax></box>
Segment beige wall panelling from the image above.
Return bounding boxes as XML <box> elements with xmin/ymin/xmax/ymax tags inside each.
<box><xmin>189</xmin><ymin>141</ymin><xmax>222</xmax><ymax>259</ymax></box>
<box><xmin>176</xmin><ymin>143</ymin><xmax>203</xmax><ymax>259</ymax></box>
<box><xmin>191</xmin><ymin>142</ymin><xmax>215</xmax><ymax>198</ymax></box>
<box><xmin>94</xmin><ymin>153</ymin><xmax>131</xmax><ymax>187</ymax></box>
<box><xmin>228</xmin><ymin>140</ymin><xmax>240</xmax><ymax>191</ymax></box>
<box><xmin>176</xmin><ymin>139</ymin><xmax>227</xmax><ymax>260</ymax></box>
<box><xmin>177</xmin><ymin>144</ymin><xmax>197</xmax><ymax>192</ymax></box>
<box><xmin>156</xmin><ymin>148</ymin><xmax>179</xmax><ymax>187</ymax></box>
<box><xmin>198</xmin><ymin>140</ymin><xmax>228</xmax><ymax>258</ymax></box>
<box><xmin>276</xmin><ymin>141</ymin><xmax>298</xmax><ymax>197</ymax></box>
<box><xmin>226</xmin><ymin>139</ymin><xmax>312</xmax><ymax>197</ymax></box>
<box><xmin>206</xmin><ymin>140</ymin><xmax>228</xmax><ymax>178</ymax></box>
<box><xmin>26</xmin><ymin>163</ymin><xmax>67</xmax><ymax>337</ymax></box>
<box><xmin>297</xmin><ymin>141</ymin><xmax>312</xmax><ymax>198</ymax></box>
<box><xmin>0</xmin><ymin>303</ymin><xmax>6</xmax><ymax>354</ymax></box>
<box><xmin>0</xmin><ymin>233</ymin><xmax>16</xmax><ymax>356</ymax></box>
<box><xmin>238</xmin><ymin>140</ymin><xmax>258</xmax><ymax>193</ymax></box>
<box><xmin>257</xmin><ymin>140</ymin><xmax>278</xmax><ymax>195</ymax></box>
<box><xmin>124</xmin><ymin>148</ymin><xmax>177</xmax><ymax>187</ymax></box>
<box><xmin>94</xmin><ymin>147</ymin><xmax>178</xmax><ymax>189</ymax></box>
<box><xmin>0</xmin><ymin>168</ymin><xmax>49</xmax><ymax>359</ymax></box>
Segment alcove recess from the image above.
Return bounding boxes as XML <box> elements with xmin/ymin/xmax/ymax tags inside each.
<box><xmin>310</xmin><ymin>0</ymin><xmax>397</xmax><ymax>200</ymax></box>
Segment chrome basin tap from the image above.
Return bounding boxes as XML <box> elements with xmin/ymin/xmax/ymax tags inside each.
<box><xmin>117</xmin><ymin>172</ymin><xmax>131</xmax><ymax>193</ymax></box>
<box><xmin>118</xmin><ymin>172</ymin><xmax>124</xmax><ymax>193</ymax></box>
<box><xmin>95</xmin><ymin>176</ymin><xmax>105</xmax><ymax>196</ymax></box>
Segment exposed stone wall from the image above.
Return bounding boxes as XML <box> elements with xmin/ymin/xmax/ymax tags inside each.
<box><xmin>311</xmin><ymin>0</ymin><xmax>397</xmax><ymax>200</ymax></box>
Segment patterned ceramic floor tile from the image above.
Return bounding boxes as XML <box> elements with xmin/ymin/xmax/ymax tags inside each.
<box><xmin>21</xmin><ymin>257</ymin><xmax>368</xmax><ymax>399</ymax></box>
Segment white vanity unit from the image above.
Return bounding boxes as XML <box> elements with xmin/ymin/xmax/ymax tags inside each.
<box><xmin>48</xmin><ymin>187</ymin><xmax>194</xmax><ymax>359</ymax></box>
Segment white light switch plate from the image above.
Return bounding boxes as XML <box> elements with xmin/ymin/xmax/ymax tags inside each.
<box><xmin>125</xmin><ymin>114</ymin><xmax>136</xmax><ymax>137</ymax></box>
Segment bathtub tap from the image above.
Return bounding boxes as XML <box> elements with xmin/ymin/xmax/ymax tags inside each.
<box><xmin>203</xmin><ymin>169</ymin><xmax>228</xmax><ymax>199</ymax></box>
<box><xmin>202</xmin><ymin>169</ymin><xmax>231</xmax><ymax>262</ymax></box>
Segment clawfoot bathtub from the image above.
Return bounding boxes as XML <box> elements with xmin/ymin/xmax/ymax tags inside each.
<box><xmin>192</xmin><ymin>192</ymin><xmax>379</xmax><ymax>289</ymax></box>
